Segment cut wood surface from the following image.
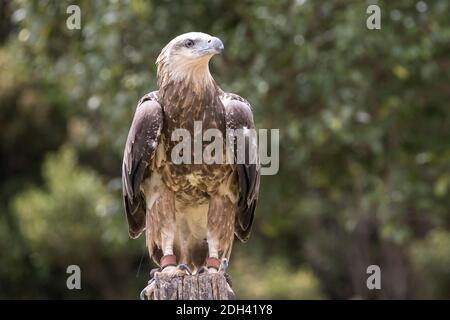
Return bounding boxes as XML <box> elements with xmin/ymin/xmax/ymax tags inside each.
<box><xmin>150</xmin><ymin>271</ymin><xmax>231</xmax><ymax>300</ymax></box>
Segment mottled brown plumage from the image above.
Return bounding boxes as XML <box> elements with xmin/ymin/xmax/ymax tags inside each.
<box><xmin>122</xmin><ymin>32</ymin><xmax>260</xmax><ymax>274</ymax></box>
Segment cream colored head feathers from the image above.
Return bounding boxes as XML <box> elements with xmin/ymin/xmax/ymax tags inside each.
<box><xmin>156</xmin><ymin>32</ymin><xmax>224</xmax><ymax>90</ymax></box>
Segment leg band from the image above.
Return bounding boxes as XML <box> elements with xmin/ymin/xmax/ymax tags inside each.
<box><xmin>160</xmin><ymin>254</ymin><xmax>177</xmax><ymax>269</ymax></box>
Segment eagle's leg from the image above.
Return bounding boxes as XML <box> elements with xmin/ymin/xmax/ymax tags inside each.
<box><xmin>143</xmin><ymin>174</ymin><xmax>192</xmax><ymax>277</ymax></box>
<box><xmin>205</xmin><ymin>195</ymin><xmax>236</xmax><ymax>299</ymax></box>
<box><xmin>159</xmin><ymin>230</ymin><xmax>192</xmax><ymax>276</ymax></box>
<box><xmin>206</xmin><ymin>195</ymin><xmax>236</xmax><ymax>269</ymax></box>
<box><xmin>141</xmin><ymin>176</ymin><xmax>189</xmax><ymax>299</ymax></box>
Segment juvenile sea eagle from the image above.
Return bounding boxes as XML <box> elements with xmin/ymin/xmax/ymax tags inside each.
<box><xmin>122</xmin><ymin>32</ymin><xmax>260</xmax><ymax>296</ymax></box>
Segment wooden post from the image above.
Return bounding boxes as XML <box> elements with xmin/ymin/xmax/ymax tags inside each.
<box><xmin>148</xmin><ymin>272</ymin><xmax>232</xmax><ymax>300</ymax></box>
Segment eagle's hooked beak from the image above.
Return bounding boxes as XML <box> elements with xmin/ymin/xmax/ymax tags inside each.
<box><xmin>208</xmin><ymin>37</ymin><xmax>224</xmax><ymax>55</ymax></box>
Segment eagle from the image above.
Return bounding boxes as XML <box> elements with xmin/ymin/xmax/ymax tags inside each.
<box><xmin>122</xmin><ymin>32</ymin><xmax>260</xmax><ymax>297</ymax></box>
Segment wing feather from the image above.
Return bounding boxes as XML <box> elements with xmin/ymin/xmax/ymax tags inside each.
<box><xmin>221</xmin><ymin>93</ymin><xmax>261</xmax><ymax>242</ymax></box>
<box><xmin>122</xmin><ymin>93</ymin><xmax>163</xmax><ymax>238</ymax></box>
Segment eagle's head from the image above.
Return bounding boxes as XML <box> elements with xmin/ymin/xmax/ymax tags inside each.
<box><xmin>156</xmin><ymin>32</ymin><xmax>224</xmax><ymax>89</ymax></box>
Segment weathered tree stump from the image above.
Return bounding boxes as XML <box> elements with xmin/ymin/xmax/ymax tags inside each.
<box><xmin>150</xmin><ymin>272</ymin><xmax>231</xmax><ymax>300</ymax></box>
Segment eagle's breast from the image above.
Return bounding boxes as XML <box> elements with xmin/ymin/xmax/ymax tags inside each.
<box><xmin>157</xmin><ymin>83</ymin><xmax>233</xmax><ymax>204</ymax></box>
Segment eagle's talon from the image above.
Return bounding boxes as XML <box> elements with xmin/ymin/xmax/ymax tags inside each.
<box><xmin>149</xmin><ymin>267</ymin><xmax>160</xmax><ymax>279</ymax></box>
<box><xmin>178</xmin><ymin>263</ymin><xmax>193</xmax><ymax>275</ymax></box>
<box><xmin>159</xmin><ymin>265</ymin><xmax>190</xmax><ymax>277</ymax></box>
<box><xmin>221</xmin><ymin>258</ymin><xmax>229</xmax><ymax>273</ymax></box>
<box><xmin>196</xmin><ymin>266</ymin><xmax>208</xmax><ymax>274</ymax></box>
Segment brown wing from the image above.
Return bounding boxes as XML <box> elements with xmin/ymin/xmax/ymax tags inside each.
<box><xmin>221</xmin><ymin>92</ymin><xmax>261</xmax><ymax>242</ymax></box>
<box><xmin>122</xmin><ymin>92</ymin><xmax>163</xmax><ymax>238</ymax></box>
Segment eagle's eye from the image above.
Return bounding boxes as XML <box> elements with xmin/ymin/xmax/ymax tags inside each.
<box><xmin>184</xmin><ymin>39</ymin><xmax>195</xmax><ymax>48</ymax></box>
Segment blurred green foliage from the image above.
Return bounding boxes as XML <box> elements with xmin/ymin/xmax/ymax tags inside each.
<box><xmin>0</xmin><ymin>0</ymin><xmax>449</xmax><ymax>299</ymax></box>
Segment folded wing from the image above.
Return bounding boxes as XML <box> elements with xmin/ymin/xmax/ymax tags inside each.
<box><xmin>221</xmin><ymin>93</ymin><xmax>261</xmax><ymax>242</ymax></box>
<box><xmin>122</xmin><ymin>93</ymin><xmax>163</xmax><ymax>238</ymax></box>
